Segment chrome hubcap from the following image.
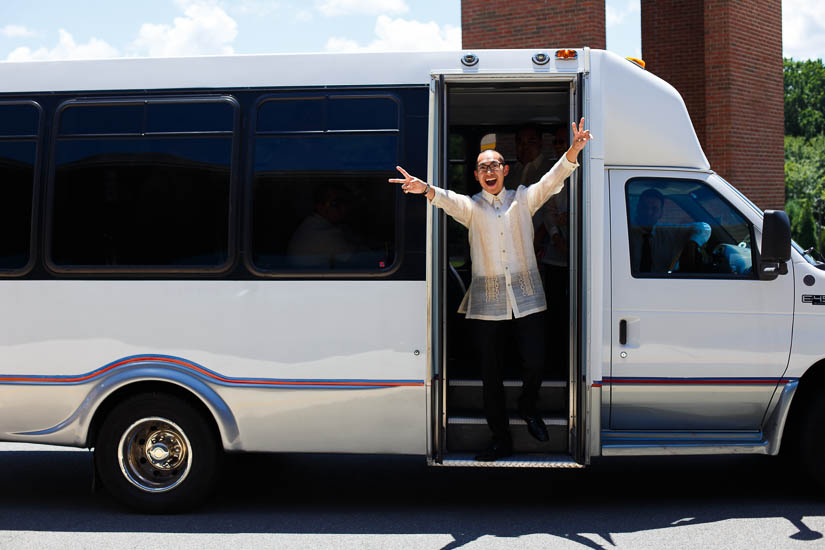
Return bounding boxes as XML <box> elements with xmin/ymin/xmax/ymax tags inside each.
<box><xmin>118</xmin><ymin>417</ymin><xmax>193</xmax><ymax>493</ymax></box>
<box><xmin>148</xmin><ymin>442</ymin><xmax>170</xmax><ymax>462</ymax></box>
<box><xmin>145</xmin><ymin>429</ymin><xmax>183</xmax><ymax>468</ymax></box>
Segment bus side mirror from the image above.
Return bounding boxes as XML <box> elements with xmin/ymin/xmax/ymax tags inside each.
<box><xmin>758</xmin><ymin>210</ymin><xmax>791</xmax><ymax>280</ymax></box>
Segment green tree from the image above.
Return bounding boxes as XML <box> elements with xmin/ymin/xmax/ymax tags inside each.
<box><xmin>785</xmin><ymin>58</ymin><xmax>825</xmax><ymax>253</ymax></box>
<box><xmin>785</xmin><ymin>135</ymin><xmax>825</xmax><ymax>251</ymax></box>
<box><xmin>784</xmin><ymin>58</ymin><xmax>825</xmax><ymax>139</ymax></box>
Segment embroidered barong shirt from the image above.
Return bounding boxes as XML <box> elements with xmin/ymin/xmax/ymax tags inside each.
<box><xmin>430</xmin><ymin>156</ymin><xmax>578</xmax><ymax>321</ymax></box>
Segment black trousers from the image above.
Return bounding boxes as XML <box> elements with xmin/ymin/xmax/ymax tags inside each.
<box><xmin>471</xmin><ymin>311</ymin><xmax>546</xmax><ymax>441</ymax></box>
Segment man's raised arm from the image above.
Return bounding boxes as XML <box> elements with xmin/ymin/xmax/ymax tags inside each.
<box><xmin>526</xmin><ymin>118</ymin><xmax>593</xmax><ymax>215</ymax></box>
<box><xmin>389</xmin><ymin>166</ymin><xmax>474</xmax><ymax>228</ymax></box>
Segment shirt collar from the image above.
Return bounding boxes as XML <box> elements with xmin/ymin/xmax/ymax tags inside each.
<box><xmin>481</xmin><ymin>188</ymin><xmax>506</xmax><ymax>205</ymax></box>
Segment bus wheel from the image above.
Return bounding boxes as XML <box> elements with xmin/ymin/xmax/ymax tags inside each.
<box><xmin>800</xmin><ymin>393</ymin><xmax>825</xmax><ymax>488</ymax></box>
<box><xmin>94</xmin><ymin>393</ymin><xmax>221</xmax><ymax>513</ymax></box>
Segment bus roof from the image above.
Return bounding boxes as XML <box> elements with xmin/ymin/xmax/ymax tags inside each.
<box><xmin>0</xmin><ymin>48</ymin><xmax>709</xmax><ymax>170</ymax></box>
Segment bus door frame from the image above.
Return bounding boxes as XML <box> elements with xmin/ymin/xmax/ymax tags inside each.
<box><xmin>426</xmin><ymin>71</ymin><xmax>588</xmax><ymax>465</ymax></box>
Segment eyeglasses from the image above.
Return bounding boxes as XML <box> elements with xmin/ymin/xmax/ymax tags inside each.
<box><xmin>477</xmin><ymin>161</ymin><xmax>504</xmax><ymax>172</ymax></box>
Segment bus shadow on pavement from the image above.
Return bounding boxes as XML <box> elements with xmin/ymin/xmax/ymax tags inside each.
<box><xmin>0</xmin><ymin>450</ymin><xmax>822</xmax><ymax>549</ymax></box>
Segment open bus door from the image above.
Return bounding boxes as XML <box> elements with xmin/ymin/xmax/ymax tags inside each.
<box><xmin>427</xmin><ymin>71</ymin><xmax>587</xmax><ymax>467</ymax></box>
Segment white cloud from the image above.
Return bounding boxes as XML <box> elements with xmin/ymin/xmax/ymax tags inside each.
<box><xmin>229</xmin><ymin>0</ymin><xmax>280</xmax><ymax>17</ymax></box>
<box><xmin>325</xmin><ymin>15</ymin><xmax>460</xmax><ymax>52</ymax></box>
<box><xmin>130</xmin><ymin>2</ymin><xmax>238</xmax><ymax>57</ymax></box>
<box><xmin>1</xmin><ymin>24</ymin><xmax>36</xmax><ymax>38</ymax></box>
<box><xmin>296</xmin><ymin>10</ymin><xmax>314</xmax><ymax>22</ymax></box>
<box><xmin>783</xmin><ymin>0</ymin><xmax>825</xmax><ymax>60</ymax></box>
<box><xmin>6</xmin><ymin>29</ymin><xmax>118</xmax><ymax>61</ymax></box>
<box><xmin>606</xmin><ymin>0</ymin><xmax>640</xmax><ymax>27</ymax></box>
<box><xmin>317</xmin><ymin>0</ymin><xmax>408</xmax><ymax>17</ymax></box>
<box><xmin>326</xmin><ymin>37</ymin><xmax>361</xmax><ymax>51</ymax></box>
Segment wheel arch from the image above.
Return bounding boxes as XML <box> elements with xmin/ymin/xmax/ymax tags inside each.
<box><xmin>780</xmin><ymin>358</ymin><xmax>825</xmax><ymax>455</ymax></box>
<box><xmin>84</xmin><ymin>373</ymin><xmax>240</xmax><ymax>451</ymax></box>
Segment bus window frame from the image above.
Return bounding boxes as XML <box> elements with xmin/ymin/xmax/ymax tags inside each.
<box><xmin>244</xmin><ymin>90</ymin><xmax>406</xmax><ymax>279</ymax></box>
<box><xmin>0</xmin><ymin>99</ymin><xmax>43</xmax><ymax>278</ymax></box>
<box><xmin>44</xmin><ymin>95</ymin><xmax>241</xmax><ymax>276</ymax></box>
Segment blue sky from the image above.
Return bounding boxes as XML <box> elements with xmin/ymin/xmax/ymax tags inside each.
<box><xmin>0</xmin><ymin>0</ymin><xmax>822</xmax><ymax>62</ymax></box>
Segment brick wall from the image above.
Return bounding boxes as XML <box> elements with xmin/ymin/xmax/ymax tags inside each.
<box><xmin>462</xmin><ymin>0</ymin><xmax>606</xmax><ymax>50</ymax></box>
<box><xmin>643</xmin><ymin>0</ymin><xmax>785</xmax><ymax>210</ymax></box>
<box><xmin>462</xmin><ymin>0</ymin><xmax>784</xmax><ymax>210</ymax></box>
<box><xmin>641</xmin><ymin>0</ymin><xmax>706</xmax><ymax>146</ymax></box>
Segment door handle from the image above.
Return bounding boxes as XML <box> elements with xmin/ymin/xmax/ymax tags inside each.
<box><xmin>619</xmin><ymin>319</ymin><xmax>627</xmax><ymax>345</ymax></box>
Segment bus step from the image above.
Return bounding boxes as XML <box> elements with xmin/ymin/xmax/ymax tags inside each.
<box><xmin>448</xmin><ymin>378</ymin><xmax>567</xmax><ymax>414</ymax></box>
<box><xmin>446</xmin><ymin>414</ymin><xmax>568</xmax><ymax>453</ymax></box>
<box><xmin>436</xmin><ymin>453</ymin><xmax>583</xmax><ymax>468</ymax></box>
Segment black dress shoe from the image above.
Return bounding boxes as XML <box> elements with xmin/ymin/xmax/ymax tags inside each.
<box><xmin>474</xmin><ymin>438</ymin><xmax>513</xmax><ymax>462</ymax></box>
<box><xmin>521</xmin><ymin>414</ymin><xmax>549</xmax><ymax>442</ymax></box>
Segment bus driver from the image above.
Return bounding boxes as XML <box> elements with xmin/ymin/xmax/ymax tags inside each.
<box><xmin>390</xmin><ymin>119</ymin><xmax>592</xmax><ymax>461</ymax></box>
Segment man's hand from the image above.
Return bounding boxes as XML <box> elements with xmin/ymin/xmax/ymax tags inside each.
<box><xmin>389</xmin><ymin>166</ymin><xmax>431</xmax><ymax>197</ymax></box>
<box><xmin>565</xmin><ymin>118</ymin><xmax>593</xmax><ymax>163</ymax></box>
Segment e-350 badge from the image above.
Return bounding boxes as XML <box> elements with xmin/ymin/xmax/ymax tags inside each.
<box><xmin>802</xmin><ymin>295</ymin><xmax>825</xmax><ymax>305</ymax></box>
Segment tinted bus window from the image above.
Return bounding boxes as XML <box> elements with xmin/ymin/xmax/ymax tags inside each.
<box><xmin>0</xmin><ymin>141</ymin><xmax>36</xmax><ymax>270</ymax></box>
<box><xmin>50</xmin><ymin>100</ymin><xmax>235</xmax><ymax>270</ymax></box>
<box><xmin>257</xmin><ymin>98</ymin><xmax>325</xmax><ymax>133</ymax></box>
<box><xmin>250</xmin><ymin>94</ymin><xmax>399</xmax><ymax>274</ymax></box>
<box><xmin>0</xmin><ymin>102</ymin><xmax>39</xmax><ymax>273</ymax></box>
<box><xmin>59</xmin><ymin>104</ymin><xmax>143</xmax><ymax>135</ymax></box>
<box><xmin>147</xmin><ymin>102</ymin><xmax>234</xmax><ymax>133</ymax></box>
<box><xmin>327</xmin><ymin>97</ymin><xmax>398</xmax><ymax>131</ymax></box>
<box><xmin>625</xmin><ymin>178</ymin><xmax>755</xmax><ymax>278</ymax></box>
<box><xmin>0</xmin><ymin>103</ymin><xmax>39</xmax><ymax>136</ymax></box>
<box><xmin>255</xmin><ymin>134</ymin><xmax>398</xmax><ymax>171</ymax></box>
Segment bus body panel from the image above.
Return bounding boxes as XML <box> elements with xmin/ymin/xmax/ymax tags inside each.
<box><xmin>0</xmin><ymin>280</ymin><xmax>427</xmax><ymax>453</ymax></box>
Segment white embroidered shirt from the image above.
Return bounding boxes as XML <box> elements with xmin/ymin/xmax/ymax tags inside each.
<box><xmin>430</xmin><ymin>155</ymin><xmax>578</xmax><ymax>320</ymax></box>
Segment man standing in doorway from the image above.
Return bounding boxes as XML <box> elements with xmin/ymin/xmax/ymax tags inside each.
<box><xmin>390</xmin><ymin>119</ymin><xmax>592</xmax><ymax>461</ymax></box>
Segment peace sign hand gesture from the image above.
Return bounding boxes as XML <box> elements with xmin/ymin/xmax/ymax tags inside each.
<box><xmin>565</xmin><ymin>117</ymin><xmax>594</xmax><ymax>163</ymax></box>
<box><xmin>389</xmin><ymin>166</ymin><xmax>430</xmax><ymax>196</ymax></box>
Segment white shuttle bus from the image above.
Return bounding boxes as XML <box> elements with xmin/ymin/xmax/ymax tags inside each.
<box><xmin>1</xmin><ymin>48</ymin><xmax>822</xmax><ymax>512</ymax></box>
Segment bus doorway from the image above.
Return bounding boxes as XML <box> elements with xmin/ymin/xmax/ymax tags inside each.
<box><xmin>428</xmin><ymin>77</ymin><xmax>585</xmax><ymax>466</ymax></box>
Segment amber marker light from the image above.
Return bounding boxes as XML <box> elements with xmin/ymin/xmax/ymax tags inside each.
<box><xmin>626</xmin><ymin>57</ymin><xmax>646</xmax><ymax>69</ymax></box>
<box><xmin>555</xmin><ymin>49</ymin><xmax>578</xmax><ymax>59</ymax></box>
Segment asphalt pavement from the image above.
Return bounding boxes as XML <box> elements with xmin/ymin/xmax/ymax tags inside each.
<box><xmin>0</xmin><ymin>442</ymin><xmax>823</xmax><ymax>549</ymax></box>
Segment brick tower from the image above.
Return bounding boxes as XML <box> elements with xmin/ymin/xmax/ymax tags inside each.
<box><xmin>461</xmin><ymin>0</ymin><xmax>785</xmax><ymax>210</ymax></box>
<box><xmin>642</xmin><ymin>0</ymin><xmax>785</xmax><ymax>209</ymax></box>
<box><xmin>462</xmin><ymin>0</ymin><xmax>606</xmax><ymax>50</ymax></box>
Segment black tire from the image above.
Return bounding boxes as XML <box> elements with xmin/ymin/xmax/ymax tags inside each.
<box><xmin>799</xmin><ymin>393</ymin><xmax>825</xmax><ymax>488</ymax></box>
<box><xmin>94</xmin><ymin>392</ymin><xmax>221</xmax><ymax>513</ymax></box>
